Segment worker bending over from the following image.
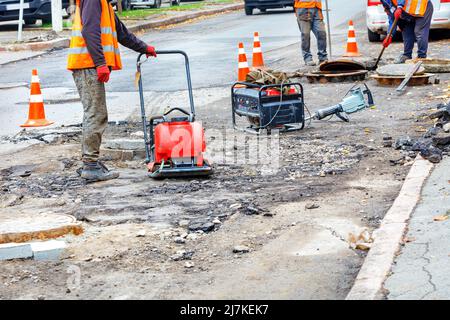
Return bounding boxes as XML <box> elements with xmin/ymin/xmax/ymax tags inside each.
<box><xmin>67</xmin><ymin>0</ymin><xmax>157</xmax><ymax>182</ymax></box>
<box><xmin>294</xmin><ymin>0</ymin><xmax>328</xmax><ymax>66</ymax></box>
<box><xmin>381</xmin><ymin>0</ymin><xmax>433</xmax><ymax>63</ymax></box>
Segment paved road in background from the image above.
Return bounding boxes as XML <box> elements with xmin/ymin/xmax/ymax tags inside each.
<box><xmin>0</xmin><ymin>1</ymin><xmax>365</xmax><ymax>92</ymax></box>
<box><xmin>0</xmin><ymin>2</ymin><xmax>365</xmax><ymax>136</ymax></box>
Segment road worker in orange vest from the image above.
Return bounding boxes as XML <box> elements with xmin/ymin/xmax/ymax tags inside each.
<box><xmin>67</xmin><ymin>0</ymin><xmax>157</xmax><ymax>182</ymax></box>
<box><xmin>382</xmin><ymin>0</ymin><xmax>434</xmax><ymax>64</ymax></box>
<box><xmin>294</xmin><ymin>0</ymin><xmax>328</xmax><ymax>66</ymax></box>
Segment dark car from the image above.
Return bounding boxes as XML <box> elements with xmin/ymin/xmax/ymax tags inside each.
<box><xmin>0</xmin><ymin>0</ymin><xmax>70</xmax><ymax>24</ymax></box>
<box><xmin>244</xmin><ymin>0</ymin><xmax>294</xmax><ymax>15</ymax></box>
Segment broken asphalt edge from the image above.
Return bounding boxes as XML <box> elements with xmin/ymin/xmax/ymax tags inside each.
<box><xmin>0</xmin><ymin>38</ymin><xmax>70</xmax><ymax>53</ymax></box>
<box><xmin>0</xmin><ymin>3</ymin><xmax>244</xmax><ymax>62</ymax></box>
<box><xmin>346</xmin><ymin>155</ymin><xmax>434</xmax><ymax>300</ymax></box>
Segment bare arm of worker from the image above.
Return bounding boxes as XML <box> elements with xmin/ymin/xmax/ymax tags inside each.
<box><xmin>114</xmin><ymin>14</ymin><xmax>148</xmax><ymax>54</ymax></box>
<box><xmin>80</xmin><ymin>0</ymin><xmax>106</xmax><ymax>67</ymax></box>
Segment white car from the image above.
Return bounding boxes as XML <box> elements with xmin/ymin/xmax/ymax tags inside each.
<box><xmin>366</xmin><ymin>0</ymin><xmax>450</xmax><ymax>42</ymax></box>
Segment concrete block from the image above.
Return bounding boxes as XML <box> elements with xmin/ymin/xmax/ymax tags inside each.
<box><xmin>121</xmin><ymin>150</ymin><xmax>134</xmax><ymax>162</ymax></box>
<box><xmin>133</xmin><ymin>149</ymin><xmax>147</xmax><ymax>160</ymax></box>
<box><xmin>0</xmin><ymin>243</ymin><xmax>33</xmax><ymax>261</ymax></box>
<box><xmin>101</xmin><ymin>148</ymin><xmax>122</xmax><ymax>160</ymax></box>
<box><xmin>105</xmin><ymin>139</ymin><xmax>144</xmax><ymax>151</ymax></box>
<box><xmin>101</xmin><ymin>148</ymin><xmax>135</xmax><ymax>162</ymax></box>
<box><xmin>31</xmin><ymin>240</ymin><xmax>67</xmax><ymax>261</ymax></box>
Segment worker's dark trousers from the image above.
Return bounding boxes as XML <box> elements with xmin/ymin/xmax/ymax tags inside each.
<box><xmin>73</xmin><ymin>68</ymin><xmax>108</xmax><ymax>163</ymax></box>
<box><xmin>296</xmin><ymin>7</ymin><xmax>328</xmax><ymax>63</ymax></box>
<box><xmin>402</xmin><ymin>1</ymin><xmax>433</xmax><ymax>59</ymax></box>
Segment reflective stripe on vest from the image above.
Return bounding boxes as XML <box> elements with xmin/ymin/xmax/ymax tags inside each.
<box><xmin>295</xmin><ymin>0</ymin><xmax>322</xmax><ymax>9</ymax></box>
<box><xmin>392</xmin><ymin>0</ymin><xmax>429</xmax><ymax>17</ymax></box>
<box><xmin>67</xmin><ymin>0</ymin><xmax>122</xmax><ymax>70</ymax></box>
<box><xmin>68</xmin><ymin>46</ymin><xmax>121</xmax><ymax>55</ymax></box>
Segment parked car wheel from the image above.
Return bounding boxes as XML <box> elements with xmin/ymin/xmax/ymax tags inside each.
<box><xmin>368</xmin><ymin>29</ymin><xmax>381</xmax><ymax>42</ymax></box>
<box><xmin>172</xmin><ymin>0</ymin><xmax>181</xmax><ymax>6</ymax></box>
<box><xmin>245</xmin><ymin>6</ymin><xmax>253</xmax><ymax>16</ymax></box>
<box><xmin>24</xmin><ymin>19</ymin><xmax>37</xmax><ymax>25</ymax></box>
<box><xmin>152</xmin><ymin>0</ymin><xmax>162</xmax><ymax>8</ymax></box>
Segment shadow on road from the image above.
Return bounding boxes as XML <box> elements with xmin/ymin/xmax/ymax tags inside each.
<box><xmin>252</xmin><ymin>9</ymin><xmax>294</xmax><ymax>16</ymax></box>
<box><xmin>0</xmin><ymin>23</ymin><xmax>44</xmax><ymax>32</ymax></box>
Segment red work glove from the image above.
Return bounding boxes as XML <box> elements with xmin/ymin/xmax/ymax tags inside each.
<box><xmin>146</xmin><ymin>46</ymin><xmax>157</xmax><ymax>58</ymax></box>
<box><xmin>383</xmin><ymin>36</ymin><xmax>392</xmax><ymax>48</ymax></box>
<box><xmin>394</xmin><ymin>7</ymin><xmax>403</xmax><ymax>20</ymax></box>
<box><xmin>96</xmin><ymin>65</ymin><xmax>110</xmax><ymax>83</ymax></box>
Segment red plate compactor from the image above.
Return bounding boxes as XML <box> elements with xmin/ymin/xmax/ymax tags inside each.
<box><xmin>137</xmin><ymin>51</ymin><xmax>213</xmax><ymax>179</ymax></box>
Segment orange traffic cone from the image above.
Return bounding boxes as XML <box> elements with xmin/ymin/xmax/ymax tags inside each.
<box><xmin>238</xmin><ymin>42</ymin><xmax>250</xmax><ymax>82</ymax></box>
<box><xmin>252</xmin><ymin>32</ymin><xmax>265</xmax><ymax>68</ymax></box>
<box><xmin>343</xmin><ymin>20</ymin><xmax>361</xmax><ymax>57</ymax></box>
<box><xmin>21</xmin><ymin>69</ymin><xmax>54</xmax><ymax>128</ymax></box>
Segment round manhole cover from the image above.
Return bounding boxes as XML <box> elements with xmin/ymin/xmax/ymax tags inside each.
<box><xmin>376</xmin><ymin>64</ymin><xmax>426</xmax><ymax>76</ymax></box>
<box><xmin>0</xmin><ymin>213</ymin><xmax>83</xmax><ymax>244</ymax></box>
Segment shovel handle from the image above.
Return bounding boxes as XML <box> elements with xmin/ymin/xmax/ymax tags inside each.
<box><xmin>374</xmin><ymin>16</ymin><xmax>399</xmax><ymax>69</ymax></box>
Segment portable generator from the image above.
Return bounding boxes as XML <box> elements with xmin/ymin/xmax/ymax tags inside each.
<box><xmin>231</xmin><ymin>82</ymin><xmax>305</xmax><ymax>134</ymax></box>
<box><xmin>137</xmin><ymin>51</ymin><xmax>213</xmax><ymax>179</ymax></box>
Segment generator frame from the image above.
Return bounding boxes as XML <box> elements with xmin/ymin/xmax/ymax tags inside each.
<box><xmin>231</xmin><ymin>82</ymin><xmax>305</xmax><ymax>134</ymax></box>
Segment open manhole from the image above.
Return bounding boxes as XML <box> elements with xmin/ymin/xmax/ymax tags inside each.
<box><xmin>305</xmin><ymin>60</ymin><xmax>368</xmax><ymax>83</ymax></box>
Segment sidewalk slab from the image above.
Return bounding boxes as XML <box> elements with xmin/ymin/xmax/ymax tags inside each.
<box><xmin>346</xmin><ymin>156</ymin><xmax>434</xmax><ymax>300</ymax></box>
<box><xmin>384</xmin><ymin>156</ymin><xmax>450</xmax><ymax>300</ymax></box>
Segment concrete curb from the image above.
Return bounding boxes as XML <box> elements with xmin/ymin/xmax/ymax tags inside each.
<box><xmin>0</xmin><ymin>3</ymin><xmax>243</xmax><ymax>53</ymax></box>
<box><xmin>0</xmin><ymin>38</ymin><xmax>70</xmax><ymax>52</ymax></box>
<box><xmin>346</xmin><ymin>155</ymin><xmax>434</xmax><ymax>300</ymax></box>
<box><xmin>127</xmin><ymin>3</ymin><xmax>244</xmax><ymax>33</ymax></box>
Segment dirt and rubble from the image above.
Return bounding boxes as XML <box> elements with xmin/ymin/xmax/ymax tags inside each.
<box><xmin>1</xmin><ymin>15</ymin><xmax>450</xmax><ymax>299</ymax></box>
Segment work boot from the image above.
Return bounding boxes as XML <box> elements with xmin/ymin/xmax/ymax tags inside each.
<box><xmin>80</xmin><ymin>161</ymin><xmax>119</xmax><ymax>182</ymax></box>
<box><xmin>305</xmin><ymin>60</ymin><xmax>316</xmax><ymax>66</ymax></box>
<box><xmin>395</xmin><ymin>55</ymin><xmax>410</xmax><ymax>64</ymax></box>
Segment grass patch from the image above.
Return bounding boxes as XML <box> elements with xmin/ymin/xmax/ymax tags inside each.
<box><xmin>41</xmin><ymin>20</ymin><xmax>72</xmax><ymax>28</ymax></box>
<box><xmin>117</xmin><ymin>0</ymin><xmax>237</xmax><ymax>19</ymax></box>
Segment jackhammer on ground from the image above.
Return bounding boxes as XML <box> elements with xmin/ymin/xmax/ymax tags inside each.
<box><xmin>306</xmin><ymin>83</ymin><xmax>375</xmax><ymax>122</ymax></box>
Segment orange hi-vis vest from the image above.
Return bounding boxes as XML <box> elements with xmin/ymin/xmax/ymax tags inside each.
<box><xmin>67</xmin><ymin>0</ymin><xmax>122</xmax><ymax>70</ymax></box>
<box><xmin>294</xmin><ymin>0</ymin><xmax>322</xmax><ymax>9</ymax></box>
<box><xmin>392</xmin><ymin>0</ymin><xmax>429</xmax><ymax>17</ymax></box>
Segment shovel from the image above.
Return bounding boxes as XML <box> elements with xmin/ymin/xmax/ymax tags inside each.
<box><xmin>366</xmin><ymin>16</ymin><xmax>399</xmax><ymax>71</ymax></box>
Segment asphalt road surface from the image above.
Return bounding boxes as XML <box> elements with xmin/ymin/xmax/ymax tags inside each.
<box><xmin>0</xmin><ymin>2</ymin><xmax>365</xmax><ymax>136</ymax></box>
<box><xmin>0</xmin><ymin>2</ymin><xmax>365</xmax><ymax>91</ymax></box>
